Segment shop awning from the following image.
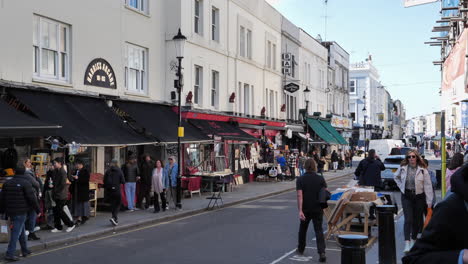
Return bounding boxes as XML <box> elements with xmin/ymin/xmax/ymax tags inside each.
<box><xmin>114</xmin><ymin>101</ymin><xmax>212</xmax><ymax>144</ymax></box>
<box><xmin>306</xmin><ymin>118</ymin><xmax>339</xmax><ymax>144</ymax></box>
<box><xmin>0</xmin><ymin>99</ymin><xmax>61</xmax><ymax>137</ymax></box>
<box><xmin>10</xmin><ymin>90</ymin><xmax>154</xmax><ymax>146</ymax></box>
<box><xmin>319</xmin><ymin>120</ymin><xmax>349</xmax><ymax>145</ymax></box>
<box><xmin>189</xmin><ymin>119</ymin><xmax>258</xmax><ymax>142</ymax></box>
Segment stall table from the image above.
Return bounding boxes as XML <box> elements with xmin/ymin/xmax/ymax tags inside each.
<box><xmin>187</xmin><ymin>172</ymin><xmax>233</xmax><ymax>193</ymax></box>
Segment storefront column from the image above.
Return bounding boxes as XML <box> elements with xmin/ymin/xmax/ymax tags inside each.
<box><xmin>96</xmin><ymin>147</ymin><xmax>105</xmax><ymax>174</ymax></box>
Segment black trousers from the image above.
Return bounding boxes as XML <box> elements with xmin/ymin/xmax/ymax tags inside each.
<box><xmin>153</xmin><ymin>192</ymin><xmax>167</xmax><ymax>211</ymax></box>
<box><xmin>137</xmin><ymin>183</ymin><xmax>151</xmax><ymax>209</ymax></box>
<box><xmin>401</xmin><ymin>190</ymin><xmax>426</xmax><ymax>241</ymax></box>
<box><xmin>109</xmin><ymin>192</ymin><xmax>122</xmax><ymax>221</ymax></box>
<box><xmin>298</xmin><ymin>211</ymin><xmax>326</xmax><ymax>254</ymax></box>
<box><xmin>53</xmin><ymin>200</ymin><xmax>74</xmax><ymax>229</ymax></box>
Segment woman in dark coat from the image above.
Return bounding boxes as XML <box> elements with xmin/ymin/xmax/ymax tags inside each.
<box><xmin>69</xmin><ymin>160</ymin><xmax>90</xmax><ymax>225</ymax></box>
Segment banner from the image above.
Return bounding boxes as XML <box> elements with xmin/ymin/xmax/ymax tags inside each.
<box><xmin>403</xmin><ymin>0</ymin><xmax>438</xmax><ymax>7</ymax></box>
<box><xmin>462</xmin><ymin>101</ymin><xmax>468</xmax><ymax>127</ymax></box>
<box><xmin>442</xmin><ymin>29</ymin><xmax>467</xmax><ymax>92</ymax></box>
<box><xmin>331</xmin><ymin>115</ymin><xmax>352</xmax><ymax>129</ymax></box>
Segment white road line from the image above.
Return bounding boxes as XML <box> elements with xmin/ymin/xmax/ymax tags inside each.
<box><xmin>270</xmin><ymin>248</ymin><xmax>298</xmax><ymax>264</ymax></box>
<box><xmin>306</xmin><ymin>246</ymin><xmax>341</xmax><ymax>252</ymax></box>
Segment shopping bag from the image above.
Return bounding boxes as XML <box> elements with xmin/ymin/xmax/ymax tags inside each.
<box><xmin>63</xmin><ymin>205</ymin><xmax>74</xmax><ymax>223</ymax></box>
<box><xmin>0</xmin><ymin>219</ymin><xmax>10</xmax><ymax>243</ymax></box>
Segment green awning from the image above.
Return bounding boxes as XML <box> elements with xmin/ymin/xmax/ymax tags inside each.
<box><xmin>306</xmin><ymin>118</ymin><xmax>338</xmax><ymax>144</ymax></box>
<box><xmin>319</xmin><ymin>120</ymin><xmax>348</xmax><ymax>145</ymax></box>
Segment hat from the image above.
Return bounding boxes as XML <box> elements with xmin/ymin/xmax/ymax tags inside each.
<box><xmin>169</xmin><ymin>156</ymin><xmax>177</xmax><ymax>162</ymax></box>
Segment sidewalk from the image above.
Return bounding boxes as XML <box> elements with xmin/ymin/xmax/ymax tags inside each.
<box><xmin>0</xmin><ymin>168</ymin><xmax>354</xmax><ymax>255</ymax></box>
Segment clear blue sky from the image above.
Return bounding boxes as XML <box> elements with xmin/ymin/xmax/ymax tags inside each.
<box><xmin>267</xmin><ymin>0</ymin><xmax>441</xmax><ymax>119</ymax></box>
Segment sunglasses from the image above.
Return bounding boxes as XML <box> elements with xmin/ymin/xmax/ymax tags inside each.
<box><xmin>407</xmin><ymin>155</ymin><xmax>417</xmax><ymax>159</ymax></box>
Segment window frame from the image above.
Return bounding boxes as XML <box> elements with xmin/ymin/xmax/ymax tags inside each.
<box><xmin>272</xmin><ymin>43</ymin><xmax>276</xmax><ymax>70</ymax></box>
<box><xmin>239</xmin><ymin>26</ymin><xmax>245</xmax><ymax>57</ymax></box>
<box><xmin>211</xmin><ymin>70</ymin><xmax>219</xmax><ymax>108</ymax></box>
<box><xmin>125</xmin><ymin>0</ymin><xmax>149</xmax><ymax>15</ymax></box>
<box><xmin>350</xmin><ymin>80</ymin><xmax>356</xmax><ymax>94</ymax></box>
<box><xmin>124</xmin><ymin>43</ymin><xmax>148</xmax><ymax>95</ymax></box>
<box><xmin>246</xmin><ymin>29</ymin><xmax>252</xmax><ymax>59</ymax></box>
<box><xmin>267</xmin><ymin>41</ymin><xmax>271</xmax><ymax>68</ymax></box>
<box><xmin>194</xmin><ymin>65</ymin><xmax>203</xmax><ymax>105</ymax></box>
<box><xmin>194</xmin><ymin>0</ymin><xmax>203</xmax><ymax>35</ymax></box>
<box><xmin>33</xmin><ymin>15</ymin><xmax>71</xmax><ymax>83</ymax></box>
<box><xmin>211</xmin><ymin>6</ymin><xmax>219</xmax><ymax>42</ymax></box>
<box><xmin>243</xmin><ymin>83</ymin><xmax>250</xmax><ymax>115</ymax></box>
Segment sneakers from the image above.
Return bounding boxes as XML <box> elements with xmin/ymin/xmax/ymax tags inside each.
<box><xmin>109</xmin><ymin>218</ymin><xmax>118</xmax><ymax>226</ymax></box>
<box><xmin>65</xmin><ymin>225</ymin><xmax>76</xmax><ymax>233</ymax></box>
<box><xmin>21</xmin><ymin>250</ymin><xmax>32</xmax><ymax>257</ymax></box>
<box><xmin>296</xmin><ymin>248</ymin><xmax>304</xmax><ymax>255</ymax></box>
<box><xmin>410</xmin><ymin>239</ymin><xmax>415</xmax><ymax>249</ymax></box>
<box><xmin>25</xmin><ymin>230</ymin><xmax>29</xmax><ymax>237</ymax></box>
<box><xmin>51</xmin><ymin>228</ymin><xmax>62</xmax><ymax>233</ymax></box>
<box><xmin>319</xmin><ymin>253</ymin><xmax>326</xmax><ymax>262</ymax></box>
<box><xmin>27</xmin><ymin>233</ymin><xmax>40</xmax><ymax>241</ymax></box>
<box><xmin>4</xmin><ymin>255</ymin><xmax>20</xmax><ymax>261</ymax></box>
<box><xmin>404</xmin><ymin>241</ymin><xmax>411</xmax><ymax>253</ymax></box>
<box><xmin>33</xmin><ymin>226</ymin><xmax>41</xmax><ymax>232</ymax></box>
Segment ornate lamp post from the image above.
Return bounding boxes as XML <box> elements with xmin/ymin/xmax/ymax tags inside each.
<box><xmin>173</xmin><ymin>28</ymin><xmax>186</xmax><ymax>209</ymax></box>
<box><xmin>362</xmin><ymin>105</ymin><xmax>367</xmax><ymax>158</ymax></box>
<box><xmin>304</xmin><ymin>86</ymin><xmax>311</xmax><ymax>154</ymax></box>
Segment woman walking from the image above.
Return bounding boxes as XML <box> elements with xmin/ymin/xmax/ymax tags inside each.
<box><xmin>152</xmin><ymin>160</ymin><xmax>167</xmax><ymax>213</ymax></box>
<box><xmin>394</xmin><ymin>150</ymin><xmax>433</xmax><ymax>253</ymax></box>
<box><xmin>69</xmin><ymin>160</ymin><xmax>90</xmax><ymax>225</ymax></box>
<box><xmin>331</xmin><ymin>150</ymin><xmax>339</xmax><ymax>172</ymax></box>
<box><xmin>445</xmin><ymin>152</ymin><xmax>463</xmax><ymax>193</ymax></box>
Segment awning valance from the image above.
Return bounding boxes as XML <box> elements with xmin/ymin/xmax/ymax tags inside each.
<box><xmin>306</xmin><ymin>118</ymin><xmax>339</xmax><ymax>144</ymax></box>
<box><xmin>0</xmin><ymin>99</ymin><xmax>61</xmax><ymax>137</ymax></box>
<box><xmin>10</xmin><ymin>90</ymin><xmax>154</xmax><ymax>146</ymax></box>
<box><xmin>114</xmin><ymin>101</ymin><xmax>211</xmax><ymax>144</ymax></box>
<box><xmin>189</xmin><ymin>119</ymin><xmax>258</xmax><ymax>142</ymax></box>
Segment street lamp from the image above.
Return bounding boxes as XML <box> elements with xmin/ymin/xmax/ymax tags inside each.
<box><xmin>325</xmin><ymin>87</ymin><xmax>331</xmax><ymax>114</ymax></box>
<box><xmin>362</xmin><ymin>106</ymin><xmax>367</xmax><ymax>158</ymax></box>
<box><xmin>304</xmin><ymin>86</ymin><xmax>311</xmax><ymax>154</ymax></box>
<box><xmin>173</xmin><ymin>28</ymin><xmax>186</xmax><ymax>209</ymax></box>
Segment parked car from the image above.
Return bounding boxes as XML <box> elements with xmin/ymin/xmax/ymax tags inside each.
<box><xmin>381</xmin><ymin>155</ymin><xmax>405</xmax><ymax>189</ymax></box>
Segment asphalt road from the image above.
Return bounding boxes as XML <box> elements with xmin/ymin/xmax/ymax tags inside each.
<box><xmin>14</xmin><ymin>158</ymin><xmax>441</xmax><ymax>264</ymax></box>
<box><xmin>16</xmin><ymin>175</ymin><xmax>353</xmax><ymax>264</ymax></box>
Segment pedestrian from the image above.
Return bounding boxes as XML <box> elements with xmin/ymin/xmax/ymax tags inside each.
<box><xmin>311</xmin><ymin>149</ymin><xmax>324</xmax><ymax>176</ymax></box>
<box><xmin>69</xmin><ymin>160</ymin><xmax>90</xmax><ymax>225</ymax></box>
<box><xmin>163</xmin><ymin>156</ymin><xmax>178</xmax><ymax>209</ymax></box>
<box><xmin>104</xmin><ymin>159</ymin><xmax>125</xmax><ymax>226</ymax></box>
<box><xmin>43</xmin><ymin>164</ymin><xmax>56</xmax><ymax>230</ymax></box>
<box><xmin>137</xmin><ymin>154</ymin><xmax>154</xmax><ymax>210</ymax></box>
<box><xmin>276</xmin><ymin>152</ymin><xmax>287</xmax><ymax>181</ymax></box>
<box><xmin>344</xmin><ymin>150</ymin><xmax>351</xmax><ymax>168</ymax></box>
<box><xmin>23</xmin><ymin>158</ymin><xmax>41</xmax><ymax>241</ymax></box>
<box><xmin>394</xmin><ymin>150</ymin><xmax>434</xmax><ymax>253</ymax></box>
<box><xmin>50</xmin><ymin>158</ymin><xmax>75</xmax><ymax>233</ymax></box>
<box><xmin>354</xmin><ymin>149</ymin><xmax>385</xmax><ymax>190</ymax></box>
<box><xmin>296</xmin><ymin>159</ymin><xmax>327</xmax><ymax>262</ymax></box>
<box><xmin>0</xmin><ymin>165</ymin><xmax>40</xmax><ymax>261</ymax></box>
<box><xmin>298</xmin><ymin>152</ymin><xmax>307</xmax><ymax>176</ymax></box>
<box><xmin>445</xmin><ymin>152</ymin><xmax>464</xmax><ymax>193</ymax></box>
<box><xmin>331</xmin><ymin>150</ymin><xmax>339</xmax><ymax>172</ymax></box>
<box><xmin>122</xmin><ymin>156</ymin><xmax>139</xmax><ymax>211</ymax></box>
<box><xmin>349</xmin><ymin>148</ymin><xmax>355</xmax><ymax>168</ymax></box>
<box><xmin>402</xmin><ymin>163</ymin><xmax>468</xmax><ymax>264</ymax></box>
<box><xmin>152</xmin><ymin>160</ymin><xmax>167</xmax><ymax>213</ymax></box>
<box><xmin>288</xmin><ymin>151</ymin><xmax>297</xmax><ymax>180</ymax></box>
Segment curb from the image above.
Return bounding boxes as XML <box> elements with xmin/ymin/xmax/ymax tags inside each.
<box><xmin>11</xmin><ymin>172</ymin><xmax>353</xmax><ymax>256</ymax></box>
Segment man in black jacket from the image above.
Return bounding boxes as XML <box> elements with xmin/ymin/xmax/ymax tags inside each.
<box><xmin>402</xmin><ymin>164</ymin><xmax>468</xmax><ymax>264</ymax></box>
<box><xmin>354</xmin><ymin>149</ymin><xmax>385</xmax><ymax>189</ymax></box>
<box><xmin>51</xmin><ymin>158</ymin><xmax>75</xmax><ymax>233</ymax></box>
<box><xmin>0</xmin><ymin>166</ymin><xmax>40</xmax><ymax>261</ymax></box>
<box><xmin>137</xmin><ymin>154</ymin><xmax>154</xmax><ymax>210</ymax></box>
<box><xmin>104</xmin><ymin>159</ymin><xmax>125</xmax><ymax>226</ymax></box>
<box><xmin>296</xmin><ymin>159</ymin><xmax>327</xmax><ymax>262</ymax></box>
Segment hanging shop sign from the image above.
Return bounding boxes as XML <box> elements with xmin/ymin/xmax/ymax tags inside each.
<box><xmin>282</xmin><ymin>53</ymin><xmax>292</xmax><ymax>76</ymax></box>
<box><xmin>284</xmin><ymin>82</ymin><xmax>299</xmax><ymax>93</ymax></box>
<box><xmin>377</xmin><ymin>113</ymin><xmax>385</xmax><ymax>122</ymax></box>
<box><xmin>331</xmin><ymin>115</ymin><xmax>352</xmax><ymax>129</ymax></box>
<box><xmin>84</xmin><ymin>58</ymin><xmax>117</xmax><ymax>89</ymax></box>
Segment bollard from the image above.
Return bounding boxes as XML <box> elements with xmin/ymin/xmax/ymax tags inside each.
<box><xmin>377</xmin><ymin>205</ymin><xmax>397</xmax><ymax>264</ymax></box>
<box><xmin>338</xmin><ymin>234</ymin><xmax>368</xmax><ymax>264</ymax></box>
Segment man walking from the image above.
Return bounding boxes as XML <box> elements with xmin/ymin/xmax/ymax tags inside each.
<box><xmin>354</xmin><ymin>149</ymin><xmax>385</xmax><ymax>190</ymax></box>
<box><xmin>296</xmin><ymin>159</ymin><xmax>327</xmax><ymax>262</ymax></box>
<box><xmin>0</xmin><ymin>166</ymin><xmax>40</xmax><ymax>261</ymax></box>
<box><xmin>137</xmin><ymin>154</ymin><xmax>154</xmax><ymax>210</ymax></box>
<box><xmin>122</xmin><ymin>157</ymin><xmax>139</xmax><ymax>211</ymax></box>
<box><xmin>104</xmin><ymin>160</ymin><xmax>125</xmax><ymax>226</ymax></box>
<box><xmin>51</xmin><ymin>158</ymin><xmax>75</xmax><ymax>233</ymax></box>
<box><xmin>163</xmin><ymin>156</ymin><xmax>178</xmax><ymax>209</ymax></box>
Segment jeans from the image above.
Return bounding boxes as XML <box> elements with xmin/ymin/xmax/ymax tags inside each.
<box><xmin>26</xmin><ymin>210</ymin><xmax>37</xmax><ymax>232</ymax></box>
<box><xmin>299</xmin><ymin>168</ymin><xmax>305</xmax><ymax>176</ymax></box>
<box><xmin>333</xmin><ymin>161</ymin><xmax>338</xmax><ymax>170</ymax></box>
<box><xmin>53</xmin><ymin>200</ymin><xmax>74</xmax><ymax>229</ymax></box>
<box><xmin>298</xmin><ymin>211</ymin><xmax>326</xmax><ymax>254</ymax></box>
<box><xmin>401</xmin><ymin>190</ymin><xmax>426</xmax><ymax>241</ymax></box>
<box><xmin>6</xmin><ymin>214</ymin><xmax>28</xmax><ymax>258</ymax></box>
<box><xmin>125</xmin><ymin>182</ymin><xmax>136</xmax><ymax>210</ymax></box>
<box><xmin>154</xmin><ymin>192</ymin><xmax>167</xmax><ymax>211</ymax></box>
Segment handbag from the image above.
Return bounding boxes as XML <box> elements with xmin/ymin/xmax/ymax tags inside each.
<box><xmin>319</xmin><ymin>187</ymin><xmax>331</xmax><ymax>209</ymax></box>
<box><xmin>0</xmin><ymin>219</ymin><xmax>10</xmax><ymax>243</ymax></box>
<box><xmin>269</xmin><ymin>168</ymin><xmax>278</xmax><ymax>177</ymax></box>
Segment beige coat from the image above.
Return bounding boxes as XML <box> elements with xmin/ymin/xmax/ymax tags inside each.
<box><xmin>394</xmin><ymin>165</ymin><xmax>434</xmax><ymax>206</ymax></box>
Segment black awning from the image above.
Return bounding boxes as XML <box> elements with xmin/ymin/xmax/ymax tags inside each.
<box><xmin>0</xmin><ymin>99</ymin><xmax>61</xmax><ymax>137</ymax></box>
<box><xmin>114</xmin><ymin>101</ymin><xmax>211</xmax><ymax>143</ymax></box>
<box><xmin>189</xmin><ymin>119</ymin><xmax>257</xmax><ymax>142</ymax></box>
<box><xmin>10</xmin><ymin>90</ymin><xmax>153</xmax><ymax>146</ymax></box>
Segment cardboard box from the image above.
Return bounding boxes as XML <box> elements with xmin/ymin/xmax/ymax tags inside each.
<box><xmin>350</xmin><ymin>192</ymin><xmax>377</xmax><ymax>202</ymax></box>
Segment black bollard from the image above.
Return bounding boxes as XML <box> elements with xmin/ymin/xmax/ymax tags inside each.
<box><xmin>338</xmin><ymin>234</ymin><xmax>368</xmax><ymax>264</ymax></box>
<box><xmin>377</xmin><ymin>205</ymin><xmax>396</xmax><ymax>264</ymax></box>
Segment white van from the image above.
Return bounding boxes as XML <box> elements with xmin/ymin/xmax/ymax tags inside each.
<box><xmin>368</xmin><ymin>139</ymin><xmax>405</xmax><ymax>161</ymax></box>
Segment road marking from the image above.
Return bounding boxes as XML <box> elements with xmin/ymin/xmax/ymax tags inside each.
<box><xmin>25</xmin><ymin>175</ymin><xmax>351</xmax><ymax>259</ymax></box>
<box><xmin>270</xmin><ymin>247</ymin><xmax>341</xmax><ymax>264</ymax></box>
<box><xmin>270</xmin><ymin>248</ymin><xmax>298</xmax><ymax>264</ymax></box>
<box><xmin>234</xmin><ymin>204</ymin><xmax>289</xmax><ymax>209</ymax></box>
